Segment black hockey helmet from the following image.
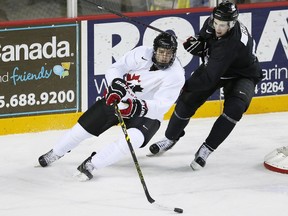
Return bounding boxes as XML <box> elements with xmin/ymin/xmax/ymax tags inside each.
<box><xmin>212</xmin><ymin>1</ymin><xmax>238</xmax><ymax>27</ymax></box>
<box><xmin>152</xmin><ymin>32</ymin><xmax>177</xmax><ymax>70</ymax></box>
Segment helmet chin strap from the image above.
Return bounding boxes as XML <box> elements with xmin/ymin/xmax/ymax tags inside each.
<box><xmin>228</xmin><ymin>20</ymin><xmax>236</xmax><ymax>29</ymax></box>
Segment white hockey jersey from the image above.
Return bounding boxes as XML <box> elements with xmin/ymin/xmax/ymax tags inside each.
<box><xmin>105</xmin><ymin>46</ymin><xmax>185</xmax><ymax>121</ymax></box>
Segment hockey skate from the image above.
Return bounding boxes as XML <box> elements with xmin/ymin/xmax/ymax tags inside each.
<box><xmin>148</xmin><ymin>137</ymin><xmax>177</xmax><ymax>156</ymax></box>
<box><xmin>38</xmin><ymin>149</ymin><xmax>62</xmax><ymax>167</ymax></box>
<box><xmin>74</xmin><ymin>152</ymin><xmax>96</xmax><ymax>181</ymax></box>
<box><xmin>190</xmin><ymin>143</ymin><xmax>213</xmax><ymax>170</ymax></box>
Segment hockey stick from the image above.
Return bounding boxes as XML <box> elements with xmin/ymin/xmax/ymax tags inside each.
<box><xmin>85</xmin><ymin>1</ymin><xmax>186</xmax><ymax>43</ymax></box>
<box><xmin>85</xmin><ymin>0</ymin><xmax>168</xmax><ymax>35</ymax></box>
<box><xmin>114</xmin><ymin>103</ymin><xmax>183</xmax><ymax>214</ymax></box>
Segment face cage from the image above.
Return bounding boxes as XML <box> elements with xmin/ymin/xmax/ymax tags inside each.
<box><xmin>152</xmin><ymin>49</ymin><xmax>176</xmax><ymax>70</ymax></box>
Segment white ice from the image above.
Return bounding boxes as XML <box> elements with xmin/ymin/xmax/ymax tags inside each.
<box><xmin>1</xmin><ymin>112</ymin><xmax>288</xmax><ymax>216</ymax></box>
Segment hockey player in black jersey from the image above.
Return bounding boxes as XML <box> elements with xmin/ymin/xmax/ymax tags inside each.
<box><xmin>149</xmin><ymin>1</ymin><xmax>263</xmax><ymax>170</ymax></box>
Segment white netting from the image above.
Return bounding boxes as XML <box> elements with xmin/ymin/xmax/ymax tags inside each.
<box><xmin>0</xmin><ymin>0</ymin><xmax>122</xmax><ymax>21</ymax></box>
<box><xmin>264</xmin><ymin>146</ymin><xmax>288</xmax><ymax>174</ymax></box>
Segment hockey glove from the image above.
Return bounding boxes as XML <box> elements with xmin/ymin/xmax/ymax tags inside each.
<box><xmin>120</xmin><ymin>98</ymin><xmax>148</xmax><ymax>118</ymax></box>
<box><xmin>183</xmin><ymin>36</ymin><xmax>205</xmax><ymax>56</ymax></box>
<box><xmin>105</xmin><ymin>78</ymin><xmax>128</xmax><ymax>106</ymax></box>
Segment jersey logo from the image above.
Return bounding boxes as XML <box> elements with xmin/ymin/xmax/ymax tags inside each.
<box><xmin>126</xmin><ymin>73</ymin><xmax>143</xmax><ymax>93</ymax></box>
<box><xmin>206</xmin><ymin>29</ymin><xmax>213</xmax><ymax>34</ymax></box>
<box><xmin>142</xmin><ymin>125</ymin><xmax>149</xmax><ymax>130</ymax></box>
<box><xmin>239</xmin><ymin>91</ymin><xmax>246</xmax><ymax>96</ymax></box>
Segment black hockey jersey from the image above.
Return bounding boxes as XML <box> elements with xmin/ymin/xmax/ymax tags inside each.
<box><xmin>191</xmin><ymin>17</ymin><xmax>263</xmax><ymax>91</ymax></box>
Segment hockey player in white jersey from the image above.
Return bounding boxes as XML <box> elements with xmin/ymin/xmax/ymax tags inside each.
<box><xmin>38</xmin><ymin>32</ymin><xmax>185</xmax><ymax>181</ymax></box>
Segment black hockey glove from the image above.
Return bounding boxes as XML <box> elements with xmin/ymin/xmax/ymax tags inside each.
<box><xmin>120</xmin><ymin>98</ymin><xmax>148</xmax><ymax>118</ymax></box>
<box><xmin>105</xmin><ymin>78</ymin><xmax>128</xmax><ymax>106</ymax></box>
<box><xmin>183</xmin><ymin>36</ymin><xmax>205</xmax><ymax>56</ymax></box>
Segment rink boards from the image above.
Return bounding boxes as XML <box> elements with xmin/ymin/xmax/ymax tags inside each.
<box><xmin>0</xmin><ymin>2</ymin><xmax>287</xmax><ymax>135</ymax></box>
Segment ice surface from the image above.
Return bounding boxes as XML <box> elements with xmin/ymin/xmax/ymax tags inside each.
<box><xmin>1</xmin><ymin>112</ymin><xmax>288</xmax><ymax>216</ymax></box>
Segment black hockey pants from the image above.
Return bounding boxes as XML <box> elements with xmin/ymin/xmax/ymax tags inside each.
<box><xmin>165</xmin><ymin>78</ymin><xmax>255</xmax><ymax>149</ymax></box>
<box><xmin>78</xmin><ymin>98</ymin><xmax>160</xmax><ymax>147</ymax></box>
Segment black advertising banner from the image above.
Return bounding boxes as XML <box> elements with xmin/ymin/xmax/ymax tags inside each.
<box><xmin>0</xmin><ymin>24</ymin><xmax>80</xmax><ymax>118</ymax></box>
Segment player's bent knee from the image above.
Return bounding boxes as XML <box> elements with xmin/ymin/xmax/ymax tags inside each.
<box><xmin>127</xmin><ymin>128</ymin><xmax>145</xmax><ymax>149</ymax></box>
<box><xmin>117</xmin><ymin>128</ymin><xmax>144</xmax><ymax>153</ymax></box>
<box><xmin>223</xmin><ymin>97</ymin><xmax>247</xmax><ymax>122</ymax></box>
<box><xmin>174</xmin><ymin>101</ymin><xmax>196</xmax><ymax>119</ymax></box>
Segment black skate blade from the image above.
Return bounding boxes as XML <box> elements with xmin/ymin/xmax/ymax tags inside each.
<box><xmin>146</xmin><ymin>151</ymin><xmax>166</xmax><ymax>157</ymax></box>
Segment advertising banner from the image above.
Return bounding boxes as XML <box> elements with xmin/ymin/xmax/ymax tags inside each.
<box><xmin>85</xmin><ymin>5</ymin><xmax>287</xmax><ymax>108</ymax></box>
<box><xmin>0</xmin><ymin>23</ymin><xmax>80</xmax><ymax>118</ymax></box>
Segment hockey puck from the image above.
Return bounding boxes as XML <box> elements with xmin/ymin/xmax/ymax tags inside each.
<box><xmin>174</xmin><ymin>208</ymin><xmax>183</xmax><ymax>213</ymax></box>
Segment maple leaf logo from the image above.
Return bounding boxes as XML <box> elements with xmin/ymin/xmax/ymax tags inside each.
<box><xmin>126</xmin><ymin>73</ymin><xmax>143</xmax><ymax>93</ymax></box>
